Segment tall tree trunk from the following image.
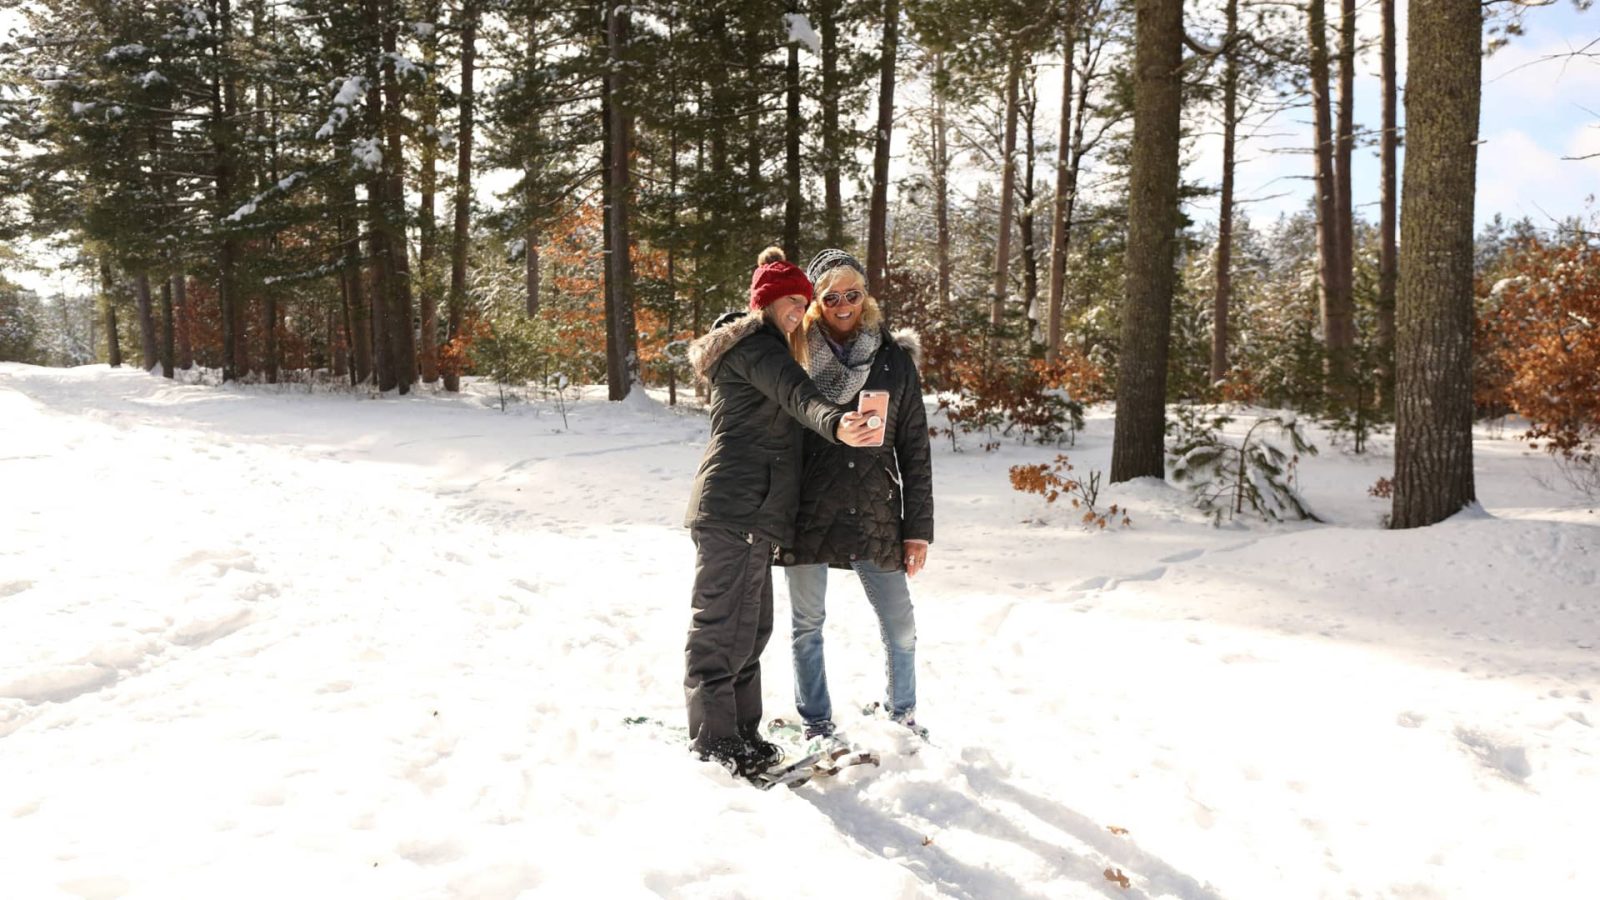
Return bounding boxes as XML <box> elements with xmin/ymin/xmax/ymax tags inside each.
<box><xmin>784</xmin><ymin>1</ymin><xmax>803</xmax><ymax>260</ymax></box>
<box><xmin>159</xmin><ymin>275</ymin><xmax>175</xmax><ymax>378</ymax></box>
<box><xmin>445</xmin><ymin>0</ymin><xmax>477</xmax><ymax>393</ymax></box>
<box><xmin>866</xmin><ymin>0</ymin><xmax>898</xmax><ymax>298</ymax></box>
<box><xmin>1377</xmin><ymin>0</ymin><xmax>1398</xmax><ymax>407</ymax></box>
<box><xmin>100</xmin><ymin>260</ymin><xmax>122</xmax><ymax>368</ymax></box>
<box><xmin>261</xmin><ymin>283</ymin><xmax>279</xmax><ymax>385</ymax></box>
<box><xmin>363</xmin><ymin>2</ymin><xmax>396</xmax><ymax>392</ymax></box>
<box><xmin>1065</xmin><ymin>13</ymin><xmax>1095</xmax><ymax>314</ymax></box>
<box><xmin>1046</xmin><ymin>2</ymin><xmax>1078</xmax><ymax>364</ymax></box>
<box><xmin>173</xmin><ymin>273</ymin><xmax>192</xmax><ymax>370</ymax></box>
<box><xmin>1109</xmin><ymin>0</ymin><xmax>1182</xmax><ymax>484</ymax></box>
<box><xmin>820</xmin><ymin>0</ymin><xmax>843</xmax><ymax>247</ymax></box>
<box><xmin>991</xmin><ymin>56</ymin><xmax>1021</xmax><ymax>328</ymax></box>
<box><xmin>665</xmin><ymin>7</ymin><xmax>682</xmax><ymax>404</ymax></box>
<box><xmin>605</xmin><ymin>2</ymin><xmax>638</xmax><ymax>399</ymax></box>
<box><xmin>1391</xmin><ymin>0</ymin><xmax>1481</xmax><ymax>529</ymax></box>
<box><xmin>256</xmin><ymin>26</ymin><xmax>280</xmax><ymax>387</ymax></box>
<box><xmin>1211</xmin><ymin>0</ymin><xmax>1238</xmax><ymax>384</ymax></box>
<box><xmin>1019</xmin><ymin>69</ymin><xmax>1039</xmax><ymax>338</ymax></box>
<box><xmin>417</xmin><ymin>0</ymin><xmax>441</xmax><ymax>382</ymax></box>
<box><xmin>1336</xmin><ymin>0</ymin><xmax>1356</xmax><ymax>323</ymax></box>
<box><xmin>339</xmin><ymin>187</ymin><xmax>371</xmax><ymax>386</ymax></box>
<box><xmin>743</xmin><ymin>18</ymin><xmax>762</xmax><ymax>193</ymax></box>
<box><xmin>524</xmin><ymin>12</ymin><xmax>542</xmax><ymax>318</ymax></box>
<box><xmin>213</xmin><ymin>0</ymin><xmax>243</xmax><ymax>381</ymax></box>
<box><xmin>932</xmin><ymin>53</ymin><xmax>952</xmax><ymax>310</ymax></box>
<box><xmin>366</xmin><ymin>175</ymin><xmax>395</xmax><ymax>393</ymax></box>
<box><xmin>1309</xmin><ymin>0</ymin><xmax>1349</xmax><ymax>393</ymax></box>
<box><xmin>601</xmin><ymin>13</ymin><xmax>616</xmax><ymax>381</ymax></box>
<box><xmin>135</xmin><ymin>272</ymin><xmax>158</xmax><ymax>370</ymax></box>
<box><xmin>329</xmin><ymin>304</ymin><xmax>347</xmax><ymax>377</ymax></box>
<box><xmin>381</xmin><ymin>1</ymin><xmax>416</xmax><ymax>392</ymax></box>
<box><xmin>339</xmin><ymin>250</ymin><xmax>359</xmax><ymax>385</ymax></box>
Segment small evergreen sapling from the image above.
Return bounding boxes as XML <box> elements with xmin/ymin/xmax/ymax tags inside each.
<box><xmin>1165</xmin><ymin>406</ymin><xmax>1322</xmax><ymax>524</ymax></box>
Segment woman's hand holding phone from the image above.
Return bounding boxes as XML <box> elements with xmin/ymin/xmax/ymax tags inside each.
<box><xmin>838</xmin><ymin>411</ymin><xmax>883</xmax><ymax>447</ymax></box>
<box><xmin>855</xmin><ymin>390</ymin><xmax>889</xmax><ymax>447</ymax></box>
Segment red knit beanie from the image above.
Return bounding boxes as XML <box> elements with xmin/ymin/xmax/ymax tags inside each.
<box><xmin>748</xmin><ymin>247</ymin><xmax>814</xmax><ymax>310</ymax></box>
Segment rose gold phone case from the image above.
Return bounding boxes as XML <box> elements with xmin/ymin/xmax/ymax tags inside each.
<box><xmin>857</xmin><ymin>390</ymin><xmax>889</xmax><ymax>447</ymax></box>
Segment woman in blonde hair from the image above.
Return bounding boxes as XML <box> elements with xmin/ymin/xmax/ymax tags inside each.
<box><xmin>682</xmin><ymin>247</ymin><xmax>882</xmax><ymax>778</ymax></box>
<box><xmin>777</xmin><ymin>249</ymin><xmax>935</xmax><ymax>746</ymax></box>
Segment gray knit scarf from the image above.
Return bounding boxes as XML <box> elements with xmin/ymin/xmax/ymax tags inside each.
<box><xmin>805</xmin><ymin>324</ymin><xmax>882</xmax><ymax>403</ymax></box>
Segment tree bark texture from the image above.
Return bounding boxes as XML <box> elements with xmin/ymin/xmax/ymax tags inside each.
<box><xmin>867</xmin><ymin>0</ymin><xmax>897</xmax><ymax>299</ymax></box>
<box><xmin>1336</xmin><ymin>0</ymin><xmax>1356</xmax><ymax>319</ymax></box>
<box><xmin>1211</xmin><ymin>0</ymin><xmax>1238</xmax><ymax>383</ymax></box>
<box><xmin>417</xmin><ymin>0</ymin><xmax>441</xmax><ymax>382</ymax></box>
<box><xmin>1110</xmin><ymin>0</ymin><xmax>1182</xmax><ymax>484</ymax></box>
<box><xmin>784</xmin><ymin>1</ymin><xmax>803</xmax><ymax>261</ymax></box>
<box><xmin>380</xmin><ymin>2</ymin><xmax>416</xmax><ymax>392</ymax></box>
<box><xmin>1019</xmin><ymin>71</ymin><xmax>1039</xmax><ymax>335</ymax></box>
<box><xmin>100</xmin><ymin>260</ymin><xmax>122</xmax><ymax>368</ymax></box>
<box><xmin>605</xmin><ymin>3</ymin><xmax>638</xmax><ymax>399</ymax></box>
<box><xmin>1046</xmin><ymin>2</ymin><xmax>1078</xmax><ymax>364</ymax></box>
<box><xmin>135</xmin><ymin>272</ymin><xmax>158</xmax><ymax>370</ymax></box>
<box><xmin>1377</xmin><ymin>0</ymin><xmax>1398</xmax><ymax>406</ymax></box>
<box><xmin>991</xmin><ymin>56</ymin><xmax>1021</xmax><ymax>328</ymax></box>
<box><xmin>524</xmin><ymin>12</ymin><xmax>542</xmax><ymax>317</ymax></box>
<box><xmin>1309</xmin><ymin>0</ymin><xmax>1351</xmax><ymax>389</ymax></box>
<box><xmin>1391</xmin><ymin>0</ymin><xmax>1481</xmax><ymax>529</ymax></box>
<box><xmin>213</xmin><ymin>0</ymin><xmax>243</xmax><ymax>381</ymax></box>
<box><xmin>445</xmin><ymin>0</ymin><xmax>477</xmax><ymax>393</ymax></box>
<box><xmin>821</xmin><ymin>0</ymin><xmax>844</xmax><ymax>247</ymax></box>
<box><xmin>173</xmin><ymin>274</ymin><xmax>192</xmax><ymax>371</ymax></box>
<box><xmin>362</xmin><ymin>2</ymin><xmax>397</xmax><ymax>393</ymax></box>
<box><xmin>932</xmin><ymin>53</ymin><xmax>952</xmax><ymax>310</ymax></box>
<box><xmin>159</xmin><ymin>275</ymin><xmax>175</xmax><ymax>378</ymax></box>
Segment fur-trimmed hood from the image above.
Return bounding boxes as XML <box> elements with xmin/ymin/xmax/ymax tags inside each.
<box><xmin>889</xmin><ymin>327</ymin><xmax>922</xmax><ymax>368</ymax></box>
<box><xmin>688</xmin><ymin>311</ymin><xmax>764</xmax><ymax>380</ymax></box>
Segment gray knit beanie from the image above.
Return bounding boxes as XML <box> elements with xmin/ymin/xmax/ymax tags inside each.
<box><xmin>805</xmin><ymin>248</ymin><xmax>865</xmax><ymax>286</ymax></box>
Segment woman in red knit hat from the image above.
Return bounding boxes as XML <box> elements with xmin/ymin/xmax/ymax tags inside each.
<box><xmin>682</xmin><ymin>246</ymin><xmax>882</xmax><ymax>778</ymax></box>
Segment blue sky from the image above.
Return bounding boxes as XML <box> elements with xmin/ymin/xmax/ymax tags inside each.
<box><xmin>1185</xmin><ymin>1</ymin><xmax>1600</xmax><ymax>231</ymax></box>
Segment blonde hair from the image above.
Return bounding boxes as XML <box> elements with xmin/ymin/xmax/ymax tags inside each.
<box><xmin>789</xmin><ymin>265</ymin><xmax>882</xmax><ymax>366</ymax></box>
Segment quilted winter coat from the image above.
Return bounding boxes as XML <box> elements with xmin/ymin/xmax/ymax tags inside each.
<box><xmin>682</xmin><ymin>312</ymin><xmax>846</xmax><ymax>547</ymax></box>
<box><xmin>779</xmin><ymin>326</ymin><xmax>935</xmax><ymax>571</ymax></box>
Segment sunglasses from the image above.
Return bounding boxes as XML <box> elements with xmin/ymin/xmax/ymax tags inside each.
<box><xmin>820</xmin><ymin>289</ymin><xmax>864</xmax><ymax>308</ymax></box>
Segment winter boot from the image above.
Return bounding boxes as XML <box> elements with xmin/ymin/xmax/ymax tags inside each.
<box><xmin>738</xmin><ymin>726</ymin><xmax>783</xmax><ymax>772</ymax></box>
<box><xmin>803</xmin><ymin>720</ymin><xmax>850</xmax><ymax>756</ymax></box>
<box><xmin>696</xmin><ymin>735</ymin><xmax>760</xmax><ymax>777</ymax></box>
<box><xmin>892</xmin><ymin>712</ymin><xmax>929</xmax><ymax>742</ymax></box>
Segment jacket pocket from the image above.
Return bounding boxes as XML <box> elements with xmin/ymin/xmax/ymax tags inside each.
<box><xmin>754</xmin><ymin>457</ymin><xmax>787</xmax><ymax>519</ymax></box>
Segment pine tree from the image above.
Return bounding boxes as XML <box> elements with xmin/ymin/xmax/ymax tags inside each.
<box><xmin>1391</xmin><ymin>0</ymin><xmax>1481</xmax><ymax>529</ymax></box>
<box><xmin>1109</xmin><ymin>0</ymin><xmax>1182</xmax><ymax>484</ymax></box>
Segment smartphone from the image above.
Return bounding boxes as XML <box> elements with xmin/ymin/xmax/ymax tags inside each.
<box><xmin>856</xmin><ymin>390</ymin><xmax>889</xmax><ymax>447</ymax></box>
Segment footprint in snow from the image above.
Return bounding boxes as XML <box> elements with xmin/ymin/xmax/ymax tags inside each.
<box><xmin>1454</xmin><ymin>727</ymin><xmax>1532</xmax><ymax>784</ymax></box>
<box><xmin>0</xmin><ymin>665</ymin><xmax>119</xmax><ymax>704</ymax></box>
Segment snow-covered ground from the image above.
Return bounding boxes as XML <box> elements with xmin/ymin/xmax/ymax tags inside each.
<box><xmin>2</xmin><ymin>362</ymin><xmax>1597</xmax><ymax>900</ymax></box>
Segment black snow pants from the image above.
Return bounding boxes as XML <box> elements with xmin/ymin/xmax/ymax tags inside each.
<box><xmin>684</xmin><ymin>527</ymin><xmax>775</xmax><ymax>749</ymax></box>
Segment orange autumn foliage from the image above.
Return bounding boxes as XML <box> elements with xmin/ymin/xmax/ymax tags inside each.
<box><xmin>1477</xmin><ymin>237</ymin><xmax>1600</xmax><ymax>459</ymax></box>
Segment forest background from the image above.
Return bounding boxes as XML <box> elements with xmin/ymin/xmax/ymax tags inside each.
<box><xmin>2</xmin><ymin>0</ymin><xmax>1599</xmax><ymax>526</ymax></box>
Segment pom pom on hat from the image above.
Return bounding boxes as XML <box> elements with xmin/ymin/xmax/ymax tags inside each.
<box><xmin>748</xmin><ymin>246</ymin><xmax>814</xmax><ymax>310</ymax></box>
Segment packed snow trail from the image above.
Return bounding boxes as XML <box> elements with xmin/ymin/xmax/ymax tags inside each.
<box><xmin>3</xmin><ymin>364</ymin><xmax>1597</xmax><ymax>899</ymax></box>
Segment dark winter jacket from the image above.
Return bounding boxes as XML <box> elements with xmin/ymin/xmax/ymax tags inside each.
<box><xmin>683</xmin><ymin>312</ymin><xmax>847</xmax><ymax>546</ymax></box>
<box><xmin>779</xmin><ymin>326</ymin><xmax>935</xmax><ymax>571</ymax></box>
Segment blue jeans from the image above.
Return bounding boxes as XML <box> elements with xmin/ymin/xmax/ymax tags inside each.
<box><xmin>784</xmin><ymin>561</ymin><xmax>917</xmax><ymax>727</ymax></box>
